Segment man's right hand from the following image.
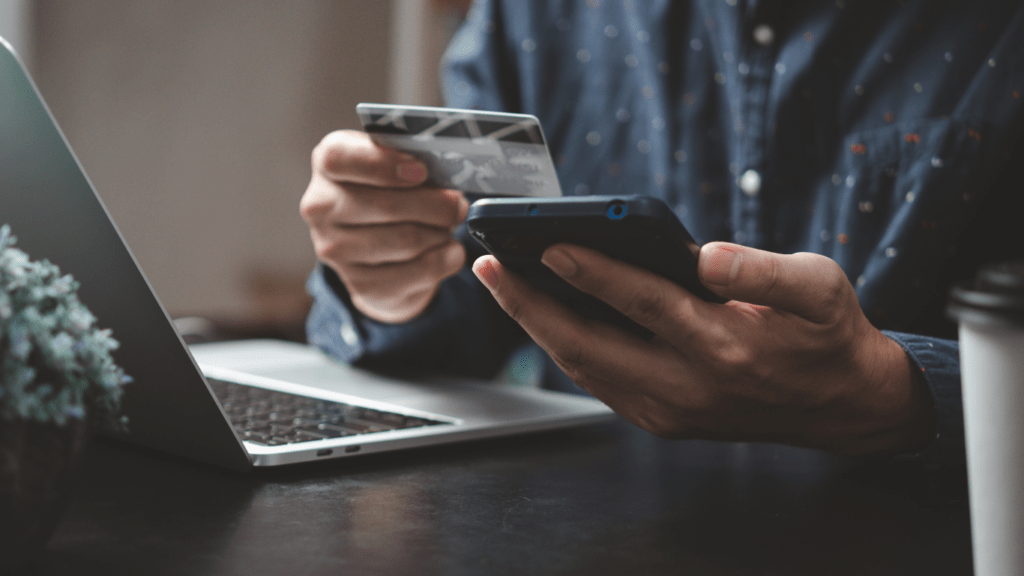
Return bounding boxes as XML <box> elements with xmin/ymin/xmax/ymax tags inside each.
<box><xmin>300</xmin><ymin>130</ymin><xmax>469</xmax><ymax>324</ymax></box>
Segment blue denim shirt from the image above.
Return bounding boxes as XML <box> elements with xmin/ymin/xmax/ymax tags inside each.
<box><xmin>308</xmin><ymin>0</ymin><xmax>1024</xmax><ymax>467</ymax></box>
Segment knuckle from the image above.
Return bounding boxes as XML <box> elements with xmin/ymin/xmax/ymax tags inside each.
<box><xmin>309</xmin><ymin>232</ymin><xmax>340</xmax><ymax>264</ymax></box>
<box><xmin>623</xmin><ymin>289</ymin><xmax>668</xmax><ymax>326</ymax></box>
<box><xmin>321</xmin><ymin>142</ymin><xmax>352</xmax><ymax>176</ymax></box>
<box><xmin>759</xmin><ymin>254</ymin><xmax>783</xmax><ymax>300</ymax></box>
<box><xmin>823</xmin><ymin>262</ymin><xmax>852</xmax><ymax>303</ymax></box>
<box><xmin>312</xmin><ymin>240</ymin><xmax>336</xmax><ymax>264</ymax></box>
<box><xmin>310</xmin><ymin>136</ymin><xmax>329</xmax><ymax>169</ymax></box>
<box><xmin>715</xmin><ymin>340</ymin><xmax>756</xmax><ymax>370</ymax></box>
<box><xmin>315</xmin><ymin>130</ymin><xmax>374</xmax><ymax>179</ymax></box>
<box><xmin>299</xmin><ymin>186</ymin><xmax>332</xmax><ymax>223</ymax></box>
<box><xmin>549</xmin><ymin>341</ymin><xmax>592</xmax><ymax>380</ymax></box>
<box><xmin>312</xmin><ymin>131</ymin><xmax>342</xmax><ymax>168</ymax></box>
<box><xmin>815</xmin><ymin>259</ymin><xmax>855</xmax><ymax>321</ymax></box>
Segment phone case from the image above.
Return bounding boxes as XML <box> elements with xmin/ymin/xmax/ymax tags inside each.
<box><xmin>466</xmin><ymin>195</ymin><xmax>724</xmax><ymax>338</ymax></box>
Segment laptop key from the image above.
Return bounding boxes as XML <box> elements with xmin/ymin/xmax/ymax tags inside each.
<box><xmin>359</xmin><ymin>410</ymin><xmax>408</xmax><ymax>427</ymax></box>
<box><xmin>294</xmin><ymin>429</ymin><xmax>329</xmax><ymax>441</ymax></box>
<box><xmin>340</xmin><ymin>419</ymin><xmax>398</xmax><ymax>433</ymax></box>
<box><xmin>315</xmin><ymin>423</ymin><xmax>361</xmax><ymax>436</ymax></box>
<box><xmin>243</xmin><ymin>431</ymin><xmax>270</xmax><ymax>443</ymax></box>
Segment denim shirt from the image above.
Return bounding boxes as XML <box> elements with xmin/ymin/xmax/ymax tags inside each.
<box><xmin>307</xmin><ymin>0</ymin><xmax>1024</xmax><ymax>467</ymax></box>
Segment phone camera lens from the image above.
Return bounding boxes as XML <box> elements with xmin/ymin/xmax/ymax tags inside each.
<box><xmin>607</xmin><ymin>201</ymin><xmax>627</xmax><ymax>220</ymax></box>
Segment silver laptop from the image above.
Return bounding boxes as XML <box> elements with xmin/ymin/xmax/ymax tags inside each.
<box><xmin>0</xmin><ymin>37</ymin><xmax>613</xmax><ymax>471</ymax></box>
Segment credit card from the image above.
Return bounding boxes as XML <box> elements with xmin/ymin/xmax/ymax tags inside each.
<box><xmin>356</xmin><ymin>103</ymin><xmax>562</xmax><ymax>197</ymax></box>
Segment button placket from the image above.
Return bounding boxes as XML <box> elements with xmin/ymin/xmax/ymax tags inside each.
<box><xmin>732</xmin><ymin>19</ymin><xmax>776</xmax><ymax>248</ymax></box>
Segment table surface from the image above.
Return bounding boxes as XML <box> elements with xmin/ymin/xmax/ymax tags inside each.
<box><xmin>25</xmin><ymin>419</ymin><xmax>972</xmax><ymax>576</ymax></box>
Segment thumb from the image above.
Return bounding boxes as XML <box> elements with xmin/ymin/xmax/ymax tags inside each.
<box><xmin>698</xmin><ymin>242</ymin><xmax>853</xmax><ymax>322</ymax></box>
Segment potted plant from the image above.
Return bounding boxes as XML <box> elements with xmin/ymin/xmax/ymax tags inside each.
<box><xmin>0</xmin><ymin>224</ymin><xmax>131</xmax><ymax>573</ymax></box>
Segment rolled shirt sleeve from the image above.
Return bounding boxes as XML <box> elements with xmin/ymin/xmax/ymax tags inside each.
<box><xmin>884</xmin><ymin>331</ymin><xmax>965</xmax><ymax>468</ymax></box>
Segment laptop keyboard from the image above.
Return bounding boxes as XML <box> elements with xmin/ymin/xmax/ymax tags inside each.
<box><xmin>207</xmin><ymin>377</ymin><xmax>448</xmax><ymax>446</ymax></box>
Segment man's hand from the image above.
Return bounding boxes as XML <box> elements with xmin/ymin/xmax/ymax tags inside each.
<box><xmin>472</xmin><ymin>242</ymin><xmax>937</xmax><ymax>456</ymax></box>
<box><xmin>300</xmin><ymin>130</ymin><xmax>469</xmax><ymax>323</ymax></box>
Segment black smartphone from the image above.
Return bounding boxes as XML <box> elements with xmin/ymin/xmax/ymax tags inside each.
<box><xmin>466</xmin><ymin>195</ymin><xmax>725</xmax><ymax>338</ymax></box>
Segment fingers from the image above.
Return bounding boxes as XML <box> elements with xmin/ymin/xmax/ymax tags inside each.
<box><xmin>310</xmin><ymin>221</ymin><xmax>454</xmax><ymax>266</ymax></box>
<box><xmin>539</xmin><ymin>244</ymin><xmax>716</xmax><ymax>343</ymax></box>
<box><xmin>343</xmin><ymin>241</ymin><xmax>466</xmax><ymax>323</ymax></box>
<box><xmin>302</xmin><ymin>129</ymin><xmax>468</xmax><ymax>231</ymax></box>
<box><xmin>301</xmin><ymin>179</ymin><xmax>468</xmax><ymax>230</ymax></box>
<box><xmin>697</xmin><ymin>242</ymin><xmax>853</xmax><ymax>323</ymax></box>
<box><xmin>312</xmin><ymin>129</ymin><xmax>428</xmax><ymax>188</ymax></box>
<box><xmin>473</xmin><ymin>255</ymin><xmax>708</xmax><ymax>437</ymax></box>
<box><xmin>473</xmin><ymin>255</ymin><xmax>678</xmax><ymax>394</ymax></box>
<box><xmin>301</xmin><ymin>129</ymin><xmax>473</xmax><ymax>324</ymax></box>
<box><xmin>565</xmin><ymin>368</ymin><xmax>704</xmax><ymax>439</ymax></box>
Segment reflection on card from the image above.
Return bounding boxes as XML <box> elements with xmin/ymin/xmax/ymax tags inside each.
<box><xmin>357</xmin><ymin>104</ymin><xmax>562</xmax><ymax>197</ymax></box>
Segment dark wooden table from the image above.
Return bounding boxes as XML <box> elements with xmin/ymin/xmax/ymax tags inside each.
<box><xmin>24</xmin><ymin>419</ymin><xmax>972</xmax><ymax>575</ymax></box>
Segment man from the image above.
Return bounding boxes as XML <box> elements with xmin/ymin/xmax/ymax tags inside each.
<box><xmin>300</xmin><ymin>0</ymin><xmax>1024</xmax><ymax>466</ymax></box>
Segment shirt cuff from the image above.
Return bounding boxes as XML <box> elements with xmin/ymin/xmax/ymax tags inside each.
<box><xmin>882</xmin><ymin>330</ymin><xmax>965</xmax><ymax>469</ymax></box>
<box><xmin>304</xmin><ymin>263</ymin><xmax>366</xmax><ymax>364</ymax></box>
<box><xmin>303</xmin><ymin>263</ymin><xmax>458</xmax><ymax>367</ymax></box>
<box><xmin>304</xmin><ymin>263</ymin><xmax>526</xmax><ymax>378</ymax></box>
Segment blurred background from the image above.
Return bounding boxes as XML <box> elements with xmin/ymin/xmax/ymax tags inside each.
<box><xmin>0</xmin><ymin>0</ymin><xmax>469</xmax><ymax>339</ymax></box>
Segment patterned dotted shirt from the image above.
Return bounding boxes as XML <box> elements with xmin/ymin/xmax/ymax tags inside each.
<box><xmin>307</xmin><ymin>0</ymin><xmax>1024</xmax><ymax>467</ymax></box>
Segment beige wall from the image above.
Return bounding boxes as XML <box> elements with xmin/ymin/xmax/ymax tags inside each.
<box><xmin>0</xmin><ymin>0</ymin><xmax>33</xmax><ymax>69</ymax></box>
<box><xmin>30</xmin><ymin>1</ymin><xmax>399</xmax><ymax>325</ymax></box>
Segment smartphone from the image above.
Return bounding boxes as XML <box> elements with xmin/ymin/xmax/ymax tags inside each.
<box><xmin>466</xmin><ymin>195</ymin><xmax>725</xmax><ymax>338</ymax></box>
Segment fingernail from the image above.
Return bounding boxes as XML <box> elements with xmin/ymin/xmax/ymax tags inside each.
<box><xmin>473</xmin><ymin>257</ymin><xmax>499</xmax><ymax>291</ymax></box>
<box><xmin>703</xmin><ymin>247</ymin><xmax>742</xmax><ymax>286</ymax></box>
<box><xmin>396</xmin><ymin>161</ymin><xmax>427</xmax><ymax>183</ymax></box>
<box><xmin>542</xmin><ymin>248</ymin><xmax>577</xmax><ymax>278</ymax></box>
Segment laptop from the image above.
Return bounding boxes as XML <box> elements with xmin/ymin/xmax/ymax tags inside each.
<box><xmin>0</xmin><ymin>37</ymin><xmax>613</xmax><ymax>471</ymax></box>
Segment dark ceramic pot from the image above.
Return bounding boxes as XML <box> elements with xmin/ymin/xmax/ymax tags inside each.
<box><xmin>0</xmin><ymin>417</ymin><xmax>89</xmax><ymax>574</ymax></box>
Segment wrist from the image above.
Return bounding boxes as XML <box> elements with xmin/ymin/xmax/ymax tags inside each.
<box><xmin>841</xmin><ymin>331</ymin><xmax>937</xmax><ymax>456</ymax></box>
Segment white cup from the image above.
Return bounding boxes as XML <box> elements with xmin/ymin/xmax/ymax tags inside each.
<box><xmin>948</xmin><ymin>261</ymin><xmax>1024</xmax><ymax>576</ymax></box>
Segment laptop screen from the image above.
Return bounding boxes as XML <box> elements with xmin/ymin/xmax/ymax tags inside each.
<box><xmin>0</xmin><ymin>38</ymin><xmax>250</xmax><ymax>470</ymax></box>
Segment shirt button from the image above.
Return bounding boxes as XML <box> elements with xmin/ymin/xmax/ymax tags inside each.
<box><xmin>752</xmin><ymin>24</ymin><xmax>774</xmax><ymax>46</ymax></box>
<box><xmin>340</xmin><ymin>322</ymin><xmax>359</xmax><ymax>346</ymax></box>
<box><xmin>740</xmin><ymin>169</ymin><xmax>761</xmax><ymax>196</ymax></box>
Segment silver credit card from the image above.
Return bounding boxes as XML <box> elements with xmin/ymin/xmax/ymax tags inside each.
<box><xmin>357</xmin><ymin>103</ymin><xmax>562</xmax><ymax>197</ymax></box>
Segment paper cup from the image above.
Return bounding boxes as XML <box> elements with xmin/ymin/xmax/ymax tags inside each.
<box><xmin>948</xmin><ymin>261</ymin><xmax>1024</xmax><ymax>576</ymax></box>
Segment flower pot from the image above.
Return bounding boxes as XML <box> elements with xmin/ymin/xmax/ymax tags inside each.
<box><xmin>0</xmin><ymin>417</ymin><xmax>89</xmax><ymax>574</ymax></box>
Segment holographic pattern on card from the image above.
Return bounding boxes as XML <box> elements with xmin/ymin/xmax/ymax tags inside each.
<box><xmin>357</xmin><ymin>104</ymin><xmax>562</xmax><ymax>197</ymax></box>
